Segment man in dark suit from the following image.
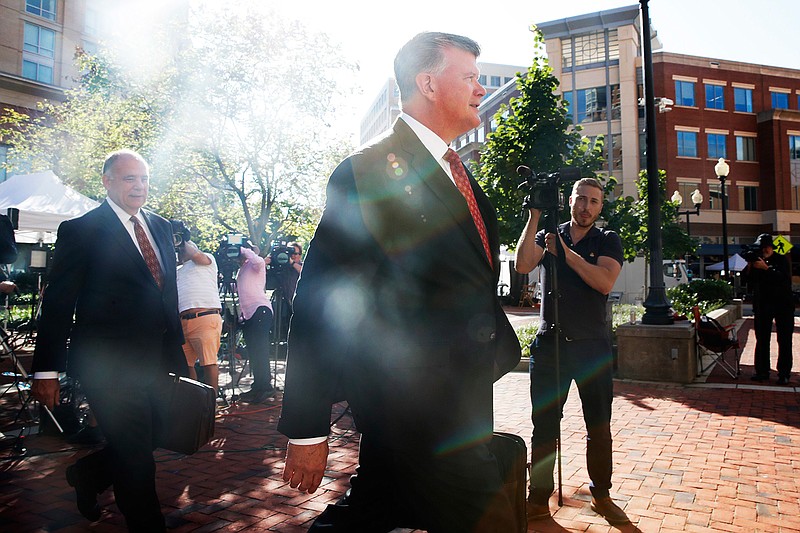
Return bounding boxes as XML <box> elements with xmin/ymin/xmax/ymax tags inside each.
<box><xmin>279</xmin><ymin>32</ymin><xmax>520</xmax><ymax>532</ymax></box>
<box><xmin>31</xmin><ymin>149</ymin><xmax>185</xmax><ymax>531</ymax></box>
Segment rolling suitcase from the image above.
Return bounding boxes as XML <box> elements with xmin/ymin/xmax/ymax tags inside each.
<box><xmin>490</xmin><ymin>431</ymin><xmax>528</xmax><ymax>533</ymax></box>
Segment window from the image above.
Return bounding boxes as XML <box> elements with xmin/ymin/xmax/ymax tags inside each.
<box><xmin>504</xmin><ymin>77</ymin><xmax>513</xmax><ymax>84</ymax></box>
<box><xmin>771</xmin><ymin>91</ymin><xmax>789</xmax><ymax>109</ymax></box>
<box><xmin>707</xmin><ymin>133</ymin><xmax>727</xmax><ymax>159</ymax></box>
<box><xmin>790</xmin><ymin>136</ymin><xmax>800</xmax><ymax>209</ymax></box>
<box><xmin>675</xmin><ymin>80</ymin><xmax>695</xmax><ymax>107</ymax></box>
<box><xmin>22</xmin><ymin>23</ymin><xmax>55</xmax><ymax>84</ymax></box>
<box><xmin>0</xmin><ymin>145</ymin><xmax>8</xmax><ymax>182</ymax></box>
<box><xmin>675</xmin><ymin>182</ymin><xmax>698</xmax><ymax>209</ymax></box>
<box><xmin>26</xmin><ymin>0</ymin><xmax>56</xmax><ymax>20</ymax></box>
<box><xmin>740</xmin><ymin>186</ymin><xmax>758</xmax><ymax>211</ymax></box>
<box><xmin>734</xmin><ymin>87</ymin><xmax>753</xmax><ymax>112</ymax></box>
<box><xmin>478</xmin><ymin>75</ymin><xmax>486</xmax><ymax>86</ymax></box>
<box><xmin>705</xmin><ymin>84</ymin><xmax>725</xmax><ymax>110</ymax></box>
<box><xmin>561</xmin><ymin>29</ymin><xmax>619</xmax><ymax>69</ymax></box>
<box><xmin>565</xmin><ymin>85</ymin><xmax>621</xmax><ymax>123</ymax></box>
<box><xmin>490</xmin><ymin>76</ymin><xmax>501</xmax><ymax>87</ymax></box>
<box><xmin>611</xmin><ymin>134</ymin><xmax>622</xmax><ymax>174</ymax></box>
<box><xmin>677</xmin><ymin>131</ymin><xmax>698</xmax><ymax>157</ymax></box>
<box><xmin>708</xmin><ymin>183</ymin><xmax>729</xmax><ymax>210</ymax></box>
<box><xmin>736</xmin><ymin>136</ymin><xmax>756</xmax><ymax>161</ymax></box>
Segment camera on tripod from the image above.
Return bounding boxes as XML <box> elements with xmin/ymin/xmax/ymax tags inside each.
<box><xmin>268</xmin><ymin>240</ymin><xmax>294</xmax><ymax>272</ymax></box>
<box><xmin>170</xmin><ymin>219</ymin><xmax>191</xmax><ymax>250</ymax></box>
<box><xmin>215</xmin><ymin>233</ymin><xmax>250</xmax><ymax>283</ymax></box>
<box><xmin>739</xmin><ymin>244</ymin><xmax>762</xmax><ymax>263</ymax></box>
<box><xmin>517</xmin><ymin>165</ymin><xmax>582</xmax><ymax>211</ymax></box>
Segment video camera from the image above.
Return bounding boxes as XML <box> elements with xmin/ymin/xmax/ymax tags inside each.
<box><xmin>170</xmin><ymin>219</ymin><xmax>191</xmax><ymax>250</ymax></box>
<box><xmin>739</xmin><ymin>244</ymin><xmax>762</xmax><ymax>263</ymax></box>
<box><xmin>215</xmin><ymin>233</ymin><xmax>251</xmax><ymax>283</ymax></box>
<box><xmin>517</xmin><ymin>165</ymin><xmax>582</xmax><ymax>211</ymax></box>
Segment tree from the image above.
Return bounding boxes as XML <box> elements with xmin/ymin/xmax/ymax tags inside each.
<box><xmin>0</xmin><ymin>3</ymin><xmax>357</xmax><ymax>250</ymax></box>
<box><xmin>165</xmin><ymin>4</ymin><xmax>358</xmax><ymax>249</ymax></box>
<box><xmin>474</xmin><ymin>27</ymin><xmax>606</xmax><ymax>247</ymax></box>
<box><xmin>604</xmin><ymin>169</ymin><xmax>697</xmax><ymax>262</ymax></box>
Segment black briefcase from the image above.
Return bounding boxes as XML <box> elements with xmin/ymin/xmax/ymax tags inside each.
<box><xmin>490</xmin><ymin>431</ymin><xmax>528</xmax><ymax>533</ymax></box>
<box><xmin>154</xmin><ymin>374</ymin><xmax>215</xmax><ymax>455</ymax></box>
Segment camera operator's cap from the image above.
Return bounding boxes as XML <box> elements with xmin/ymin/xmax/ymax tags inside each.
<box><xmin>754</xmin><ymin>233</ymin><xmax>774</xmax><ymax>249</ymax></box>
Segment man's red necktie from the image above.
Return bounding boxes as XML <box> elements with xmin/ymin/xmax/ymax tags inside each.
<box><xmin>444</xmin><ymin>149</ymin><xmax>492</xmax><ymax>268</ymax></box>
<box><xmin>131</xmin><ymin>216</ymin><xmax>164</xmax><ymax>290</ymax></box>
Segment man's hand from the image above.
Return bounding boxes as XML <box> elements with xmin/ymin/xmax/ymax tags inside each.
<box><xmin>752</xmin><ymin>258</ymin><xmax>769</xmax><ymax>270</ymax></box>
<box><xmin>31</xmin><ymin>379</ymin><xmax>60</xmax><ymax>410</ymax></box>
<box><xmin>282</xmin><ymin>441</ymin><xmax>329</xmax><ymax>494</ymax></box>
<box><xmin>543</xmin><ymin>232</ymin><xmax>565</xmax><ymax>257</ymax></box>
<box><xmin>0</xmin><ymin>280</ymin><xmax>16</xmax><ymax>294</ymax></box>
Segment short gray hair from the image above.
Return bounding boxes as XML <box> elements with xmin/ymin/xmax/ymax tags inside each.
<box><xmin>102</xmin><ymin>149</ymin><xmax>148</xmax><ymax>176</ymax></box>
<box><xmin>393</xmin><ymin>32</ymin><xmax>480</xmax><ymax>103</ymax></box>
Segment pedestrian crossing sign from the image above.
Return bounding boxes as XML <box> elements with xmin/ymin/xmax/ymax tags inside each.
<box><xmin>773</xmin><ymin>235</ymin><xmax>792</xmax><ymax>255</ymax></box>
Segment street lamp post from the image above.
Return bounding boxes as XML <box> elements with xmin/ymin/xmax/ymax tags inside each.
<box><xmin>671</xmin><ymin>189</ymin><xmax>704</xmax><ymax>237</ymax></box>
<box><xmin>714</xmin><ymin>158</ymin><xmax>730</xmax><ymax>281</ymax></box>
<box><xmin>639</xmin><ymin>0</ymin><xmax>672</xmax><ymax>325</ymax></box>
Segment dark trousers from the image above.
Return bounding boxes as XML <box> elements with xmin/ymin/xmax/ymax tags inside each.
<box><xmin>79</xmin><ymin>377</ymin><xmax>167</xmax><ymax>532</ymax></box>
<box><xmin>528</xmin><ymin>336</ymin><xmax>614</xmax><ymax>503</ymax></box>
<box><xmin>753</xmin><ymin>300</ymin><xmax>794</xmax><ymax>378</ymax></box>
<box><xmin>309</xmin><ymin>434</ymin><xmax>514</xmax><ymax>533</ymax></box>
<box><xmin>241</xmin><ymin>306</ymin><xmax>274</xmax><ymax>391</ymax></box>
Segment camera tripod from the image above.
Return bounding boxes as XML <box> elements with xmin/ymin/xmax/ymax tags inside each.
<box><xmin>217</xmin><ymin>275</ymin><xmax>247</xmax><ymax>403</ymax></box>
<box><xmin>539</xmin><ymin>208</ymin><xmax>567</xmax><ymax>507</ymax></box>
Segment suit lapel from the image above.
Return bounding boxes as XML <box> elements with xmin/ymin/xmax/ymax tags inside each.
<box><xmin>394</xmin><ymin>121</ymin><xmax>493</xmax><ymax>271</ymax></box>
<box><xmin>99</xmin><ymin>202</ymin><xmax>162</xmax><ymax>287</ymax></box>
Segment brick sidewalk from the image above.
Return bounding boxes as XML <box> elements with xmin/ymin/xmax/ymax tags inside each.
<box><xmin>2</xmin><ymin>313</ymin><xmax>800</xmax><ymax>532</ymax></box>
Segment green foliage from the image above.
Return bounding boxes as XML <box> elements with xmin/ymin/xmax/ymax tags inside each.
<box><xmin>604</xmin><ymin>169</ymin><xmax>697</xmax><ymax>263</ymax></box>
<box><xmin>667</xmin><ymin>279</ymin><xmax>733</xmax><ymax>317</ymax></box>
<box><xmin>0</xmin><ymin>5</ymin><xmax>357</xmax><ymax>253</ymax></box>
<box><xmin>514</xmin><ymin>322</ymin><xmax>539</xmax><ymax>358</ymax></box>
<box><xmin>474</xmin><ymin>27</ymin><xmax>606</xmax><ymax>246</ymax></box>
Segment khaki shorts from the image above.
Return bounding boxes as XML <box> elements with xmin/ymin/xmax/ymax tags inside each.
<box><xmin>181</xmin><ymin>313</ymin><xmax>222</xmax><ymax>367</ymax></box>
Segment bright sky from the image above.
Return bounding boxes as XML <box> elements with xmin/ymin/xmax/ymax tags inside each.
<box><xmin>271</xmin><ymin>0</ymin><xmax>797</xmax><ymax>139</ymax></box>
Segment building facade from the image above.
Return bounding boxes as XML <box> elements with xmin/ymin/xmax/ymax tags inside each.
<box><xmin>358</xmin><ymin>62</ymin><xmax>525</xmax><ymax>146</ymax></box>
<box><xmin>0</xmin><ymin>0</ymin><xmax>187</xmax><ymax>181</ymax></box>
<box><xmin>451</xmin><ymin>4</ymin><xmax>798</xmax><ymax>278</ymax></box>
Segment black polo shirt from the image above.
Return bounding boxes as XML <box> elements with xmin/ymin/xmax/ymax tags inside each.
<box><xmin>535</xmin><ymin>222</ymin><xmax>623</xmax><ymax>341</ymax></box>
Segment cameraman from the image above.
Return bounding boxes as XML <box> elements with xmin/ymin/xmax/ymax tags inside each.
<box><xmin>174</xmin><ymin>224</ymin><xmax>222</xmax><ymax>394</ymax></box>
<box><xmin>747</xmin><ymin>234</ymin><xmax>793</xmax><ymax>384</ymax></box>
<box><xmin>515</xmin><ymin>177</ymin><xmax>628</xmax><ymax>525</ymax></box>
<box><xmin>237</xmin><ymin>244</ymin><xmax>275</xmax><ymax>402</ymax></box>
<box><xmin>282</xmin><ymin>241</ymin><xmax>303</xmax><ymax>305</ymax></box>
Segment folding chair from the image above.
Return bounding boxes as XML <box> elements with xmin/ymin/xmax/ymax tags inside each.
<box><xmin>518</xmin><ymin>284</ymin><xmax>537</xmax><ymax>307</ymax></box>
<box><xmin>693</xmin><ymin>306</ymin><xmax>740</xmax><ymax>378</ymax></box>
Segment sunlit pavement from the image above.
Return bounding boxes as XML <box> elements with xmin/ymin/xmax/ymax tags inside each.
<box><xmin>1</xmin><ymin>308</ymin><xmax>799</xmax><ymax>532</ymax></box>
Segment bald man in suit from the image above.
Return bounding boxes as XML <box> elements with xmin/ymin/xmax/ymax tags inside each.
<box><xmin>279</xmin><ymin>32</ymin><xmax>520</xmax><ymax>532</ymax></box>
<box><xmin>31</xmin><ymin>149</ymin><xmax>185</xmax><ymax>531</ymax></box>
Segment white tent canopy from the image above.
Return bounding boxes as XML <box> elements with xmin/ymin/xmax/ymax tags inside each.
<box><xmin>706</xmin><ymin>253</ymin><xmax>748</xmax><ymax>272</ymax></box>
<box><xmin>0</xmin><ymin>170</ymin><xmax>99</xmax><ymax>243</ymax></box>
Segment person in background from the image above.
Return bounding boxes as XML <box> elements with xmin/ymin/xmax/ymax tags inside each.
<box><xmin>514</xmin><ymin>177</ymin><xmax>628</xmax><ymax>525</ymax></box>
<box><xmin>747</xmin><ymin>233</ymin><xmax>794</xmax><ymax>385</ymax></box>
<box><xmin>237</xmin><ymin>244</ymin><xmax>276</xmax><ymax>403</ymax></box>
<box><xmin>30</xmin><ymin>149</ymin><xmax>185</xmax><ymax>531</ymax></box>
<box><xmin>174</xmin><ymin>222</ymin><xmax>222</xmax><ymax>394</ymax></box>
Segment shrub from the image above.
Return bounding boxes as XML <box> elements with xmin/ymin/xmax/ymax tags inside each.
<box><xmin>667</xmin><ymin>279</ymin><xmax>732</xmax><ymax>317</ymax></box>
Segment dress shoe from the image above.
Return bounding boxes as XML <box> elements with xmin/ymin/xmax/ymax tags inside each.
<box><xmin>65</xmin><ymin>465</ymin><xmax>101</xmax><ymax>521</ymax></box>
<box><xmin>777</xmin><ymin>376</ymin><xmax>790</xmax><ymax>385</ymax></box>
<box><xmin>591</xmin><ymin>496</ymin><xmax>630</xmax><ymax>525</ymax></box>
<box><xmin>238</xmin><ymin>388</ymin><xmax>276</xmax><ymax>403</ymax></box>
<box><xmin>750</xmin><ymin>373</ymin><xmax>768</xmax><ymax>382</ymax></box>
<box><xmin>526</xmin><ymin>500</ymin><xmax>550</xmax><ymax>521</ymax></box>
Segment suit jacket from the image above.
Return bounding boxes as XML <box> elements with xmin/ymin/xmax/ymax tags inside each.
<box><xmin>32</xmin><ymin>201</ymin><xmax>185</xmax><ymax>386</ymax></box>
<box><xmin>278</xmin><ymin>119</ymin><xmax>520</xmax><ymax>452</ymax></box>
